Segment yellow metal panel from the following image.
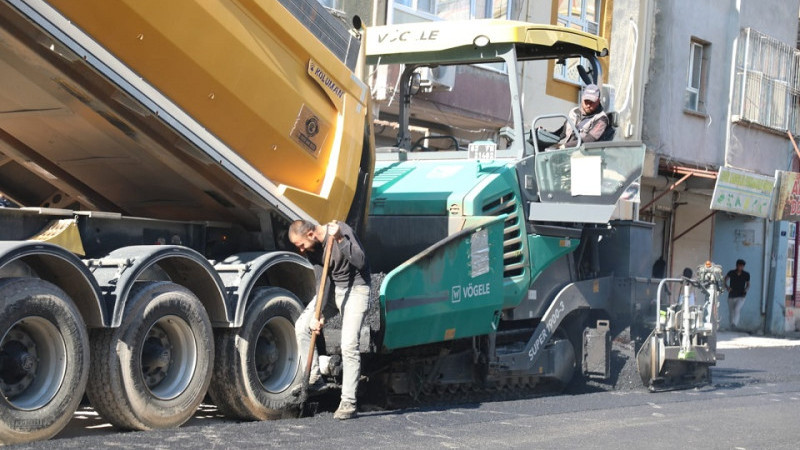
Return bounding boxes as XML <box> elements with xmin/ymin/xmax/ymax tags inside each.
<box><xmin>523</xmin><ymin>25</ymin><xmax>605</xmax><ymax>49</ymax></box>
<box><xmin>47</xmin><ymin>0</ymin><xmax>368</xmax><ymax>222</ymax></box>
<box><xmin>29</xmin><ymin>219</ymin><xmax>85</xmax><ymax>256</ymax></box>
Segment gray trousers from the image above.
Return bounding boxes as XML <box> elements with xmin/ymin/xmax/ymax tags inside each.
<box><xmin>295</xmin><ymin>284</ymin><xmax>369</xmax><ymax>404</ymax></box>
<box><xmin>728</xmin><ymin>295</ymin><xmax>746</xmax><ymax>328</ymax></box>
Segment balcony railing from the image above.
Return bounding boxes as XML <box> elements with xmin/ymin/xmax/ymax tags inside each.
<box><xmin>732</xmin><ymin>28</ymin><xmax>800</xmax><ymax>134</ymax></box>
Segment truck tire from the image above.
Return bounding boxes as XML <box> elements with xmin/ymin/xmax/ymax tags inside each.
<box><xmin>209</xmin><ymin>287</ymin><xmax>303</xmax><ymax>420</ymax></box>
<box><xmin>0</xmin><ymin>278</ymin><xmax>89</xmax><ymax>445</ymax></box>
<box><xmin>86</xmin><ymin>281</ymin><xmax>213</xmax><ymax>430</ymax></box>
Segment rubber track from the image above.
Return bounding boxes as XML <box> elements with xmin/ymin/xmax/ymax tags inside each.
<box><xmin>379</xmin><ymin>375</ymin><xmax>560</xmax><ymax>411</ymax></box>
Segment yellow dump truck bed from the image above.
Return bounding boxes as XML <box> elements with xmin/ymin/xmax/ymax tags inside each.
<box><xmin>0</xmin><ymin>0</ymin><xmax>369</xmax><ymax>227</ymax></box>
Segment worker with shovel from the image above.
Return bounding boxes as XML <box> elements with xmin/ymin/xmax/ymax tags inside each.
<box><xmin>289</xmin><ymin>219</ymin><xmax>371</xmax><ymax>420</ymax></box>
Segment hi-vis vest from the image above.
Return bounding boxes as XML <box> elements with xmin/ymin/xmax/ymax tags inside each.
<box><xmin>564</xmin><ymin>106</ymin><xmax>612</xmax><ymax>143</ymax></box>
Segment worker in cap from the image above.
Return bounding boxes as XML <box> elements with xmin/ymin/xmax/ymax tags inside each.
<box><xmin>289</xmin><ymin>219</ymin><xmax>371</xmax><ymax>420</ymax></box>
<box><xmin>548</xmin><ymin>83</ymin><xmax>613</xmax><ymax>148</ymax></box>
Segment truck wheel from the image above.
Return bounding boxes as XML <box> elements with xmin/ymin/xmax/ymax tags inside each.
<box><xmin>86</xmin><ymin>281</ymin><xmax>213</xmax><ymax>430</ymax></box>
<box><xmin>0</xmin><ymin>278</ymin><xmax>89</xmax><ymax>445</ymax></box>
<box><xmin>209</xmin><ymin>287</ymin><xmax>303</xmax><ymax>420</ymax></box>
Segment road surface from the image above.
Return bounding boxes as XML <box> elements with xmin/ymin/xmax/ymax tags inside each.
<box><xmin>18</xmin><ymin>332</ymin><xmax>800</xmax><ymax>449</ymax></box>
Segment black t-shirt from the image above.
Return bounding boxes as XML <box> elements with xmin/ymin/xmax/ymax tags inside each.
<box><xmin>726</xmin><ymin>269</ymin><xmax>750</xmax><ymax>297</ymax></box>
<box><xmin>306</xmin><ymin>221</ymin><xmax>371</xmax><ymax>293</ymax></box>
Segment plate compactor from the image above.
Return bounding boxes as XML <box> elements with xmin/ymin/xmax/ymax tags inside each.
<box><xmin>637</xmin><ymin>262</ymin><xmax>725</xmax><ymax>391</ymax></box>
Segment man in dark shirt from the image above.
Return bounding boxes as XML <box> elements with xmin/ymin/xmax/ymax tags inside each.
<box><xmin>289</xmin><ymin>219</ymin><xmax>370</xmax><ymax>420</ymax></box>
<box><xmin>549</xmin><ymin>84</ymin><xmax>613</xmax><ymax>148</ymax></box>
<box><xmin>724</xmin><ymin>259</ymin><xmax>750</xmax><ymax>330</ymax></box>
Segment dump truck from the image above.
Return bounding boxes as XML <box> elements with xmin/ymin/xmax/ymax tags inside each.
<box><xmin>0</xmin><ymin>1</ymin><xmax>720</xmax><ymax>445</ymax></box>
<box><xmin>0</xmin><ymin>0</ymin><xmax>372</xmax><ymax>443</ymax></box>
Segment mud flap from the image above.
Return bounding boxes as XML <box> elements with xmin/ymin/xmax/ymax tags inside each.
<box><xmin>582</xmin><ymin>320</ymin><xmax>610</xmax><ymax>379</ymax></box>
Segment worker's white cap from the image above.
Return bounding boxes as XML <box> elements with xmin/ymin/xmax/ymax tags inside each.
<box><xmin>582</xmin><ymin>84</ymin><xmax>601</xmax><ymax>102</ymax></box>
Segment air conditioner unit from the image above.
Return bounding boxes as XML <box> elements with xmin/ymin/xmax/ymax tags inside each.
<box><xmin>418</xmin><ymin>65</ymin><xmax>456</xmax><ymax>92</ymax></box>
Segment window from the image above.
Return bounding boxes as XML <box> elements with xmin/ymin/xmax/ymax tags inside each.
<box><xmin>553</xmin><ymin>0</ymin><xmax>602</xmax><ymax>84</ymax></box>
<box><xmin>390</xmin><ymin>0</ymin><xmax>513</xmax><ymax>24</ymax></box>
<box><xmin>316</xmin><ymin>0</ymin><xmax>342</xmax><ymax>9</ymax></box>
<box><xmin>557</xmin><ymin>0</ymin><xmax>600</xmax><ymax>33</ymax></box>
<box><xmin>685</xmin><ymin>39</ymin><xmax>709</xmax><ymax>113</ymax></box>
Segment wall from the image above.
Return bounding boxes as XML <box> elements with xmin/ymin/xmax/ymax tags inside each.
<box><xmin>767</xmin><ymin>220</ymin><xmax>790</xmax><ymax>335</ymax></box>
<box><xmin>641</xmin><ymin>0</ymin><xmax>733</xmax><ymax>167</ymax></box>
<box><xmin>336</xmin><ymin>0</ymin><xmax>377</xmax><ymax>25</ymax></box>
<box><xmin>671</xmin><ymin>192</ymin><xmax>714</xmax><ymax>278</ymax></box>
<box><xmin>638</xmin><ymin>182</ymin><xmax>671</xmax><ymax>275</ymax></box>
<box><xmin>712</xmin><ymin>213</ymin><xmax>766</xmax><ymax>331</ymax></box>
<box><xmin>607</xmin><ymin>0</ymin><xmax>651</xmax><ymax>142</ymax></box>
<box><xmin>520</xmin><ymin>61</ymin><xmax>579</xmax><ymax>132</ymax></box>
<box><xmin>727</xmin><ymin>124</ymin><xmax>794</xmax><ymax>177</ymax></box>
<box><xmin>738</xmin><ymin>0</ymin><xmax>798</xmax><ymax>43</ymax></box>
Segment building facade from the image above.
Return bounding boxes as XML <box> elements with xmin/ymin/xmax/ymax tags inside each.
<box><xmin>629</xmin><ymin>0</ymin><xmax>800</xmax><ymax>335</ymax></box>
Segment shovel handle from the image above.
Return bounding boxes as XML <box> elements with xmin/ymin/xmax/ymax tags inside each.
<box><xmin>303</xmin><ymin>233</ymin><xmax>335</xmax><ymax>384</ymax></box>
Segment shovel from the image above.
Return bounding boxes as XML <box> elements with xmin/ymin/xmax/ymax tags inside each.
<box><xmin>303</xmin><ymin>233</ymin><xmax>335</xmax><ymax>388</ymax></box>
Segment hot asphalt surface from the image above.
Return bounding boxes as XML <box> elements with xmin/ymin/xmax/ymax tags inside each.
<box><xmin>14</xmin><ymin>331</ymin><xmax>800</xmax><ymax>449</ymax></box>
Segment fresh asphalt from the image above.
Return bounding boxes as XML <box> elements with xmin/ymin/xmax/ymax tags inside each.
<box><xmin>15</xmin><ymin>331</ymin><xmax>800</xmax><ymax>449</ymax></box>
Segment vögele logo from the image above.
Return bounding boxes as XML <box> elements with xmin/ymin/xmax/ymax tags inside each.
<box><xmin>451</xmin><ymin>285</ymin><xmax>461</xmax><ymax>303</ymax></box>
<box><xmin>451</xmin><ymin>282</ymin><xmax>490</xmax><ymax>303</ymax></box>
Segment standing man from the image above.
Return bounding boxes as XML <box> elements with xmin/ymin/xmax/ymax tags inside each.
<box><xmin>289</xmin><ymin>219</ymin><xmax>370</xmax><ymax>420</ymax></box>
<box><xmin>548</xmin><ymin>84</ymin><xmax>613</xmax><ymax>148</ymax></box>
<box><xmin>724</xmin><ymin>259</ymin><xmax>750</xmax><ymax>330</ymax></box>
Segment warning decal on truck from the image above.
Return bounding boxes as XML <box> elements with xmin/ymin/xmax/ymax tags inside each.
<box><xmin>470</xmin><ymin>228</ymin><xmax>490</xmax><ymax>277</ymax></box>
<box><xmin>290</xmin><ymin>103</ymin><xmax>330</xmax><ymax>158</ymax></box>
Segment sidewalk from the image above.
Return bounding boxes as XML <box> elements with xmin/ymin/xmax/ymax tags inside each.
<box><xmin>716</xmin><ymin>330</ymin><xmax>800</xmax><ymax>349</ymax></box>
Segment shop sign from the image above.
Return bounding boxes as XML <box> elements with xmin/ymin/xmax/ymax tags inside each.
<box><xmin>710</xmin><ymin>167</ymin><xmax>775</xmax><ymax>218</ymax></box>
<box><xmin>774</xmin><ymin>170</ymin><xmax>800</xmax><ymax>221</ymax></box>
